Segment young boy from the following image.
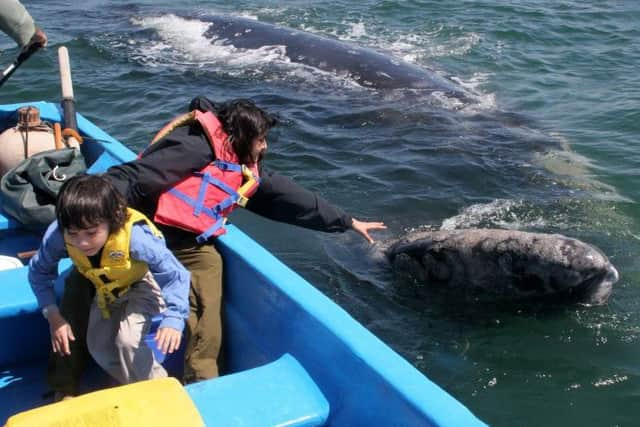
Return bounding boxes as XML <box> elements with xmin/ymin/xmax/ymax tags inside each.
<box><xmin>29</xmin><ymin>174</ymin><xmax>190</xmax><ymax>395</ymax></box>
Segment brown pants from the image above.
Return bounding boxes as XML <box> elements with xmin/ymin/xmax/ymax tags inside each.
<box><xmin>47</xmin><ymin>241</ymin><xmax>224</xmax><ymax>393</ymax></box>
<box><xmin>172</xmin><ymin>240</ymin><xmax>223</xmax><ymax>383</ymax></box>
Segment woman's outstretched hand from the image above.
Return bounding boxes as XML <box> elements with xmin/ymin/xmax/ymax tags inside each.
<box><xmin>351</xmin><ymin>218</ymin><xmax>387</xmax><ymax>244</ymax></box>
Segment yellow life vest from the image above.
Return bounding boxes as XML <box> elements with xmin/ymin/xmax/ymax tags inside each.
<box><xmin>65</xmin><ymin>208</ymin><xmax>163</xmax><ymax>319</ymax></box>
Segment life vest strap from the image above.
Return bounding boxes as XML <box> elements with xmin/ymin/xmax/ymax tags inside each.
<box><xmin>212</xmin><ymin>196</ymin><xmax>237</xmax><ymax>214</ymax></box>
<box><xmin>196</xmin><ymin>217</ymin><xmax>226</xmax><ymax>244</ymax></box>
<box><xmin>180</xmin><ymin>170</ymin><xmax>243</xmax><ymax>220</ymax></box>
<box><xmin>96</xmin><ymin>293</ymin><xmax>110</xmax><ymax>319</ymax></box>
<box><xmin>167</xmin><ymin>188</ymin><xmax>229</xmax><ymax>222</ymax></box>
<box><xmin>193</xmin><ymin>172</ymin><xmax>240</xmax><ymax>205</ymax></box>
<box><xmin>193</xmin><ymin>172</ymin><xmax>211</xmax><ymax>217</ymax></box>
<box><xmin>84</xmin><ymin>268</ymin><xmax>132</xmax><ymax>319</ymax></box>
<box><xmin>166</xmin><ymin>183</ymin><xmax>232</xmax><ymax>243</ymax></box>
<box><xmin>213</xmin><ymin>159</ymin><xmax>242</xmax><ymax>173</ymax></box>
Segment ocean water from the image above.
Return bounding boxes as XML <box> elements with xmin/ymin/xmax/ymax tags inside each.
<box><xmin>2</xmin><ymin>1</ymin><xmax>639</xmax><ymax>425</ymax></box>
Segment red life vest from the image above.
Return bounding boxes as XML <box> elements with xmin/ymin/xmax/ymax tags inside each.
<box><xmin>152</xmin><ymin>110</ymin><xmax>260</xmax><ymax>242</ymax></box>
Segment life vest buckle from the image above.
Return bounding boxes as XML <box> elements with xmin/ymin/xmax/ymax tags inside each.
<box><xmin>237</xmin><ymin>194</ymin><xmax>249</xmax><ymax>207</ymax></box>
<box><xmin>240</xmin><ymin>164</ymin><xmax>255</xmax><ymax>180</ymax></box>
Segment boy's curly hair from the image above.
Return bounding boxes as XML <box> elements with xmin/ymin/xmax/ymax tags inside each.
<box><xmin>56</xmin><ymin>174</ymin><xmax>128</xmax><ymax>232</ymax></box>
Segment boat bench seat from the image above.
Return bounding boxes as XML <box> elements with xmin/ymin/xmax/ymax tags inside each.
<box><xmin>186</xmin><ymin>353</ymin><xmax>330</xmax><ymax>427</ymax></box>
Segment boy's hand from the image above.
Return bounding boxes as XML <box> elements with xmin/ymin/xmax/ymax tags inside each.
<box><xmin>155</xmin><ymin>327</ymin><xmax>182</xmax><ymax>354</ymax></box>
<box><xmin>47</xmin><ymin>311</ymin><xmax>75</xmax><ymax>355</ymax></box>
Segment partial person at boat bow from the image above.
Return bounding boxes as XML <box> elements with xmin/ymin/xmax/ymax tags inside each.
<box><xmin>0</xmin><ymin>0</ymin><xmax>47</xmax><ymax>53</ymax></box>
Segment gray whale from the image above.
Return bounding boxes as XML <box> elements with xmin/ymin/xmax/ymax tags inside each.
<box><xmin>387</xmin><ymin>229</ymin><xmax>618</xmax><ymax>305</ymax></box>
<box><xmin>203</xmin><ymin>15</ymin><xmax>464</xmax><ymax>94</ymax></box>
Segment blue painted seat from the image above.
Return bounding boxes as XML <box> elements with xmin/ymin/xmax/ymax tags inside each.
<box><xmin>186</xmin><ymin>354</ymin><xmax>330</xmax><ymax>427</ymax></box>
<box><xmin>0</xmin><ymin>212</ymin><xmax>20</xmax><ymax>231</ymax></box>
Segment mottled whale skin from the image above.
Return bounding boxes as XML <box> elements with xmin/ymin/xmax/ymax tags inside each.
<box><xmin>387</xmin><ymin>229</ymin><xmax>618</xmax><ymax>305</ymax></box>
<box><xmin>203</xmin><ymin>15</ymin><xmax>463</xmax><ymax>93</ymax></box>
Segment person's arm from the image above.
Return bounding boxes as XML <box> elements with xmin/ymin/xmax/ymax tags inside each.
<box><xmin>28</xmin><ymin>221</ymin><xmax>67</xmax><ymax>309</ymax></box>
<box><xmin>0</xmin><ymin>0</ymin><xmax>38</xmax><ymax>48</ymax></box>
<box><xmin>246</xmin><ymin>170</ymin><xmax>386</xmax><ymax>242</ymax></box>
<box><xmin>28</xmin><ymin>221</ymin><xmax>75</xmax><ymax>355</ymax></box>
<box><xmin>129</xmin><ymin>223</ymin><xmax>190</xmax><ymax>353</ymax></box>
<box><xmin>246</xmin><ymin>170</ymin><xmax>352</xmax><ymax>232</ymax></box>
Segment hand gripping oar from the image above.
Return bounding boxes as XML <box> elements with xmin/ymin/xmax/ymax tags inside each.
<box><xmin>57</xmin><ymin>46</ymin><xmax>82</xmax><ymax>147</ymax></box>
<box><xmin>0</xmin><ymin>41</ymin><xmax>42</xmax><ymax>88</ymax></box>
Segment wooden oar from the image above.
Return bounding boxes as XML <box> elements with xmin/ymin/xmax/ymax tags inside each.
<box><xmin>57</xmin><ymin>46</ymin><xmax>81</xmax><ymax>146</ymax></box>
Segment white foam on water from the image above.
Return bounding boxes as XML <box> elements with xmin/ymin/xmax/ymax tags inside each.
<box><xmin>440</xmin><ymin>199</ymin><xmax>548</xmax><ymax>231</ymax></box>
<box><xmin>130</xmin><ymin>13</ymin><xmax>366</xmax><ymax>88</ymax></box>
<box><xmin>130</xmin><ymin>14</ymin><xmax>292</xmax><ymax>72</ymax></box>
<box><xmin>451</xmin><ymin>73</ymin><xmax>497</xmax><ymax>112</ymax></box>
<box><xmin>302</xmin><ymin>20</ymin><xmax>480</xmax><ymax>63</ymax></box>
<box><xmin>384</xmin><ymin>33</ymin><xmax>494</xmax><ymax>112</ymax></box>
<box><xmin>131</xmin><ymin>15</ymin><xmax>219</xmax><ymax>65</ymax></box>
<box><xmin>235</xmin><ymin>12</ymin><xmax>259</xmax><ymax>21</ymax></box>
<box><xmin>347</xmin><ymin>22</ymin><xmax>367</xmax><ymax>39</ymax></box>
<box><xmin>422</xmin><ymin>31</ymin><xmax>481</xmax><ymax>59</ymax></box>
<box><xmin>429</xmin><ymin>90</ymin><xmax>467</xmax><ymax>110</ymax></box>
<box><xmin>593</xmin><ymin>374</ymin><xmax>629</xmax><ymax>387</ymax></box>
<box><xmin>439</xmin><ymin>196</ymin><xmax>635</xmax><ymax>242</ymax></box>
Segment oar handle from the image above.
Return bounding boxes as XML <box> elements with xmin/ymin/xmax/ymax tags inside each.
<box><xmin>58</xmin><ymin>47</ymin><xmax>79</xmax><ymax>138</ymax></box>
<box><xmin>0</xmin><ymin>42</ymin><xmax>41</xmax><ymax>87</ymax></box>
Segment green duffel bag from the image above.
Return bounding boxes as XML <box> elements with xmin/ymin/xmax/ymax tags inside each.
<box><xmin>0</xmin><ymin>147</ymin><xmax>87</xmax><ymax>231</ymax></box>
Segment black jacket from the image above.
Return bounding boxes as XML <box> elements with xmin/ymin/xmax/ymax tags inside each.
<box><xmin>105</xmin><ymin>96</ymin><xmax>352</xmax><ymax>244</ymax></box>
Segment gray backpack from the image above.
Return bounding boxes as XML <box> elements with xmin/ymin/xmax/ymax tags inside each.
<box><xmin>0</xmin><ymin>148</ymin><xmax>86</xmax><ymax>231</ymax></box>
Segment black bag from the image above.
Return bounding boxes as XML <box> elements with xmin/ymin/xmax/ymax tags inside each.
<box><xmin>0</xmin><ymin>148</ymin><xmax>87</xmax><ymax>231</ymax></box>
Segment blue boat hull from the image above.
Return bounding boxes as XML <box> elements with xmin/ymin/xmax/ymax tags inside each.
<box><xmin>0</xmin><ymin>101</ymin><xmax>487</xmax><ymax>426</ymax></box>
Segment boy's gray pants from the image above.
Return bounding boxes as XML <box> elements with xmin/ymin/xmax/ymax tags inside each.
<box><xmin>86</xmin><ymin>272</ymin><xmax>167</xmax><ymax>384</ymax></box>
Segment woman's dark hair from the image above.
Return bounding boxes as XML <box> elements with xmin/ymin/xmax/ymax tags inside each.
<box><xmin>56</xmin><ymin>174</ymin><xmax>128</xmax><ymax>232</ymax></box>
<box><xmin>216</xmin><ymin>99</ymin><xmax>278</xmax><ymax>164</ymax></box>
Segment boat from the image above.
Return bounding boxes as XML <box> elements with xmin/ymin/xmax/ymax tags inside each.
<box><xmin>0</xmin><ymin>100</ymin><xmax>488</xmax><ymax>426</ymax></box>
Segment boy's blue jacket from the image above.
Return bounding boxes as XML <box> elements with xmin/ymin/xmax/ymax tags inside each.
<box><xmin>29</xmin><ymin>221</ymin><xmax>190</xmax><ymax>331</ymax></box>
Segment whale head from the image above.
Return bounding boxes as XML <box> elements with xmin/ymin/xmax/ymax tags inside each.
<box><xmin>386</xmin><ymin>229</ymin><xmax>619</xmax><ymax>305</ymax></box>
<box><xmin>554</xmin><ymin>237</ymin><xmax>619</xmax><ymax>305</ymax></box>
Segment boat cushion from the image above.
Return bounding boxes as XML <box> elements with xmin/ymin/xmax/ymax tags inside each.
<box><xmin>186</xmin><ymin>353</ymin><xmax>330</xmax><ymax>427</ymax></box>
<box><xmin>4</xmin><ymin>377</ymin><xmax>204</xmax><ymax>427</ymax></box>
